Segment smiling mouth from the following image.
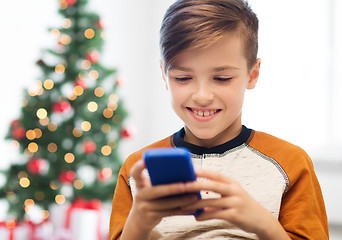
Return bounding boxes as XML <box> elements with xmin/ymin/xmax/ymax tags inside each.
<box><xmin>187</xmin><ymin>108</ymin><xmax>221</xmax><ymax>117</ymax></box>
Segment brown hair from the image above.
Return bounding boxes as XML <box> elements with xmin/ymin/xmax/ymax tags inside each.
<box><xmin>160</xmin><ymin>0</ymin><xmax>259</xmax><ymax>73</ymax></box>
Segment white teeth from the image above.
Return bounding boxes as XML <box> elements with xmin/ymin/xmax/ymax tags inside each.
<box><xmin>192</xmin><ymin>109</ymin><xmax>217</xmax><ymax>117</ymax></box>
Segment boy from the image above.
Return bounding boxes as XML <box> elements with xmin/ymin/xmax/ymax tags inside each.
<box><xmin>109</xmin><ymin>0</ymin><xmax>329</xmax><ymax>239</ymax></box>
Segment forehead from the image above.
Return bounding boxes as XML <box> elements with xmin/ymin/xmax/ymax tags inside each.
<box><xmin>169</xmin><ymin>33</ymin><xmax>247</xmax><ymax>71</ymax></box>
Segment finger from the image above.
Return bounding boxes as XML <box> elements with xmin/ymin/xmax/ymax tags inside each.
<box><xmin>137</xmin><ymin>182</ymin><xmax>188</xmax><ymax>200</ymax></box>
<box><xmin>185</xmin><ymin>180</ymin><xmax>231</xmax><ymax>197</ymax></box>
<box><xmin>196</xmin><ymin>169</ymin><xmax>232</xmax><ymax>183</ymax></box>
<box><xmin>181</xmin><ymin>197</ymin><xmax>230</xmax><ymax>211</ymax></box>
<box><xmin>149</xmin><ymin>194</ymin><xmax>199</xmax><ymax>211</ymax></box>
<box><xmin>130</xmin><ymin>159</ymin><xmax>149</xmax><ymax>189</ymax></box>
<box><xmin>195</xmin><ymin>208</ymin><xmax>231</xmax><ymax>221</ymax></box>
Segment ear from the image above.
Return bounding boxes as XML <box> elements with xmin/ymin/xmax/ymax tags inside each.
<box><xmin>247</xmin><ymin>58</ymin><xmax>261</xmax><ymax>90</ymax></box>
<box><xmin>160</xmin><ymin>59</ymin><xmax>169</xmax><ymax>90</ymax></box>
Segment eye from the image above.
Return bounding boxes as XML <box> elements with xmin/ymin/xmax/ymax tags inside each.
<box><xmin>214</xmin><ymin>77</ymin><xmax>232</xmax><ymax>82</ymax></box>
<box><xmin>175</xmin><ymin>77</ymin><xmax>192</xmax><ymax>82</ymax></box>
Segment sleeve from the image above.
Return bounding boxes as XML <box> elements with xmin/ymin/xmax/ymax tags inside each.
<box><xmin>279</xmin><ymin>149</ymin><xmax>329</xmax><ymax>240</ymax></box>
<box><xmin>108</xmin><ymin>160</ymin><xmax>134</xmax><ymax>240</ymax></box>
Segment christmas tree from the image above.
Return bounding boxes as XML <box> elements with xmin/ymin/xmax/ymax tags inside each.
<box><xmin>0</xmin><ymin>0</ymin><xmax>128</xmax><ymax>222</ymax></box>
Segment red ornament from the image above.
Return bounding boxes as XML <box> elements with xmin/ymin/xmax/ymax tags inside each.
<box><xmin>52</xmin><ymin>101</ymin><xmax>71</xmax><ymax>113</ymax></box>
<box><xmin>59</xmin><ymin>170</ymin><xmax>76</xmax><ymax>183</ymax></box>
<box><xmin>97</xmin><ymin>168</ymin><xmax>112</xmax><ymax>182</ymax></box>
<box><xmin>121</xmin><ymin>127</ymin><xmax>135</xmax><ymax>138</ymax></box>
<box><xmin>85</xmin><ymin>51</ymin><xmax>100</xmax><ymax>63</ymax></box>
<box><xmin>74</xmin><ymin>78</ymin><xmax>87</xmax><ymax>89</ymax></box>
<box><xmin>11</xmin><ymin>119</ymin><xmax>20</xmax><ymax>127</ymax></box>
<box><xmin>27</xmin><ymin>158</ymin><xmax>47</xmax><ymax>175</ymax></box>
<box><xmin>66</xmin><ymin>0</ymin><xmax>77</xmax><ymax>6</ymax></box>
<box><xmin>115</xmin><ymin>77</ymin><xmax>124</xmax><ymax>86</ymax></box>
<box><xmin>12</xmin><ymin>126</ymin><xmax>26</xmax><ymax>140</ymax></box>
<box><xmin>96</xmin><ymin>19</ymin><xmax>104</xmax><ymax>29</ymax></box>
<box><xmin>83</xmin><ymin>141</ymin><xmax>97</xmax><ymax>154</ymax></box>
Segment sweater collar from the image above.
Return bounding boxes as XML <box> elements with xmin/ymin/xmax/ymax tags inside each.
<box><xmin>172</xmin><ymin>125</ymin><xmax>252</xmax><ymax>155</ymax></box>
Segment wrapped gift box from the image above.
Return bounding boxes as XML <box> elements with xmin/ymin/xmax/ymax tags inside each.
<box><xmin>49</xmin><ymin>198</ymin><xmax>108</xmax><ymax>240</ymax></box>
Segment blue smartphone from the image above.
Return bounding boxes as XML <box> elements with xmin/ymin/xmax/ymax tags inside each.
<box><xmin>143</xmin><ymin>147</ymin><xmax>203</xmax><ymax>215</ymax></box>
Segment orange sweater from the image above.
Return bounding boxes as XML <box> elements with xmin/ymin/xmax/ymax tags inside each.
<box><xmin>109</xmin><ymin>127</ymin><xmax>329</xmax><ymax>239</ymax></box>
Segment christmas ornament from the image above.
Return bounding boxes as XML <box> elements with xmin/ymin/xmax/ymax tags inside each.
<box><xmin>97</xmin><ymin>168</ymin><xmax>112</xmax><ymax>182</ymax></box>
<box><xmin>11</xmin><ymin>119</ymin><xmax>20</xmax><ymax>127</ymax></box>
<box><xmin>12</xmin><ymin>126</ymin><xmax>26</xmax><ymax>140</ymax></box>
<box><xmin>96</xmin><ymin>19</ymin><xmax>104</xmax><ymax>29</ymax></box>
<box><xmin>66</xmin><ymin>0</ymin><xmax>77</xmax><ymax>6</ymax></box>
<box><xmin>85</xmin><ymin>50</ymin><xmax>100</xmax><ymax>63</ymax></box>
<box><xmin>121</xmin><ymin>127</ymin><xmax>135</xmax><ymax>138</ymax></box>
<box><xmin>52</xmin><ymin>100</ymin><xmax>71</xmax><ymax>113</ymax></box>
<box><xmin>74</xmin><ymin>78</ymin><xmax>87</xmax><ymax>89</ymax></box>
<box><xmin>83</xmin><ymin>140</ymin><xmax>97</xmax><ymax>154</ymax></box>
<box><xmin>27</xmin><ymin>157</ymin><xmax>48</xmax><ymax>175</ymax></box>
<box><xmin>116</xmin><ymin>77</ymin><xmax>124</xmax><ymax>86</ymax></box>
<box><xmin>59</xmin><ymin>170</ymin><xmax>76</xmax><ymax>183</ymax></box>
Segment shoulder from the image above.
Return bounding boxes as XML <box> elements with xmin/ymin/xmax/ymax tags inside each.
<box><xmin>121</xmin><ymin>135</ymin><xmax>174</xmax><ymax>175</ymax></box>
<box><xmin>247</xmin><ymin>130</ymin><xmax>314</xmax><ymax>186</ymax></box>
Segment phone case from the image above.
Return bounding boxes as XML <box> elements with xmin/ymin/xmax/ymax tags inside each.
<box><xmin>143</xmin><ymin>147</ymin><xmax>196</xmax><ymax>185</ymax></box>
<box><xmin>143</xmin><ymin>147</ymin><xmax>203</xmax><ymax>215</ymax></box>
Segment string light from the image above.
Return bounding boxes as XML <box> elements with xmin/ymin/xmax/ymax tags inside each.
<box><xmin>26</xmin><ymin>130</ymin><xmax>36</xmax><ymax>140</ymax></box>
<box><xmin>55</xmin><ymin>194</ymin><xmax>65</xmax><ymax>204</ymax></box>
<box><xmin>68</xmin><ymin>94</ymin><xmax>77</xmax><ymax>101</ymax></box>
<box><xmin>81</xmin><ymin>121</ymin><xmax>91</xmax><ymax>131</ymax></box>
<box><xmin>87</xmin><ymin>101</ymin><xmax>98</xmax><ymax>112</ymax></box>
<box><xmin>89</xmin><ymin>70</ymin><xmax>99</xmax><ymax>80</ymax></box>
<box><xmin>101</xmin><ymin>145</ymin><xmax>112</xmax><ymax>156</ymax></box>
<box><xmin>50</xmin><ymin>181</ymin><xmax>58</xmax><ymax>190</ymax></box>
<box><xmin>109</xmin><ymin>94</ymin><xmax>119</xmax><ymax>103</ymax></box>
<box><xmin>103</xmin><ymin>108</ymin><xmax>113</xmax><ymax>118</ymax></box>
<box><xmin>50</xmin><ymin>29</ymin><xmax>60</xmax><ymax>38</ymax></box>
<box><xmin>64</xmin><ymin>153</ymin><xmax>75</xmax><ymax>163</ymax></box>
<box><xmin>55</xmin><ymin>64</ymin><xmax>65</xmax><ymax>74</ymax></box>
<box><xmin>43</xmin><ymin>79</ymin><xmax>54</xmax><ymax>90</ymax></box>
<box><xmin>73</xmin><ymin>179</ymin><xmax>84</xmax><ymax>189</ymax></box>
<box><xmin>108</xmin><ymin>102</ymin><xmax>118</xmax><ymax>111</ymax></box>
<box><xmin>74</xmin><ymin>86</ymin><xmax>84</xmax><ymax>96</ymax></box>
<box><xmin>34</xmin><ymin>128</ymin><xmax>42</xmax><ymax>138</ymax></box>
<box><xmin>37</xmin><ymin>108</ymin><xmax>48</xmax><ymax>119</ymax></box>
<box><xmin>18</xmin><ymin>171</ymin><xmax>28</xmax><ymax>179</ymax></box>
<box><xmin>28</xmin><ymin>142</ymin><xmax>39</xmax><ymax>153</ymax></box>
<box><xmin>81</xmin><ymin>60</ymin><xmax>91</xmax><ymax>70</ymax></box>
<box><xmin>39</xmin><ymin>117</ymin><xmax>49</xmax><ymax>126</ymax></box>
<box><xmin>47</xmin><ymin>143</ymin><xmax>58</xmax><ymax>153</ymax></box>
<box><xmin>59</xmin><ymin>34</ymin><xmax>72</xmax><ymax>45</ymax></box>
<box><xmin>42</xmin><ymin>210</ymin><xmax>49</xmax><ymax>219</ymax></box>
<box><xmin>24</xmin><ymin>199</ymin><xmax>35</xmax><ymax>208</ymax></box>
<box><xmin>101</xmin><ymin>123</ymin><xmax>111</xmax><ymax>133</ymax></box>
<box><xmin>84</xmin><ymin>28</ymin><xmax>95</xmax><ymax>39</ymax></box>
<box><xmin>19</xmin><ymin>177</ymin><xmax>30</xmax><ymax>188</ymax></box>
<box><xmin>72</xmin><ymin>128</ymin><xmax>83</xmax><ymax>137</ymax></box>
<box><xmin>48</xmin><ymin>123</ymin><xmax>58</xmax><ymax>132</ymax></box>
<box><xmin>62</xmin><ymin>18</ymin><xmax>72</xmax><ymax>28</ymax></box>
<box><xmin>12</xmin><ymin>140</ymin><xmax>20</xmax><ymax>149</ymax></box>
<box><xmin>94</xmin><ymin>87</ymin><xmax>104</xmax><ymax>97</ymax></box>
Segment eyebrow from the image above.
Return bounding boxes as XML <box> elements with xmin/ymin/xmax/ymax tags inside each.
<box><xmin>169</xmin><ymin>65</ymin><xmax>240</xmax><ymax>72</ymax></box>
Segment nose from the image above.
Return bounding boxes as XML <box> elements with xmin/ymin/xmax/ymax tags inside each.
<box><xmin>192</xmin><ymin>82</ymin><xmax>214</xmax><ymax>106</ymax></box>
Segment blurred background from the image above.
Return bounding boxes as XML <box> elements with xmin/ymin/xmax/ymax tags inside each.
<box><xmin>0</xmin><ymin>0</ymin><xmax>341</xmax><ymax>238</ymax></box>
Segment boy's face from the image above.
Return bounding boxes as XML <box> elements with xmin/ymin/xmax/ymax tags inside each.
<box><xmin>162</xmin><ymin>33</ymin><xmax>260</xmax><ymax>148</ymax></box>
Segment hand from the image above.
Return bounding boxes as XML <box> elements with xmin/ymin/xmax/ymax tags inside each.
<box><xmin>182</xmin><ymin>169</ymin><xmax>290</xmax><ymax>240</ymax></box>
<box><xmin>121</xmin><ymin>159</ymin><xmax>199</xmax><ymax>240</ymax></box>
